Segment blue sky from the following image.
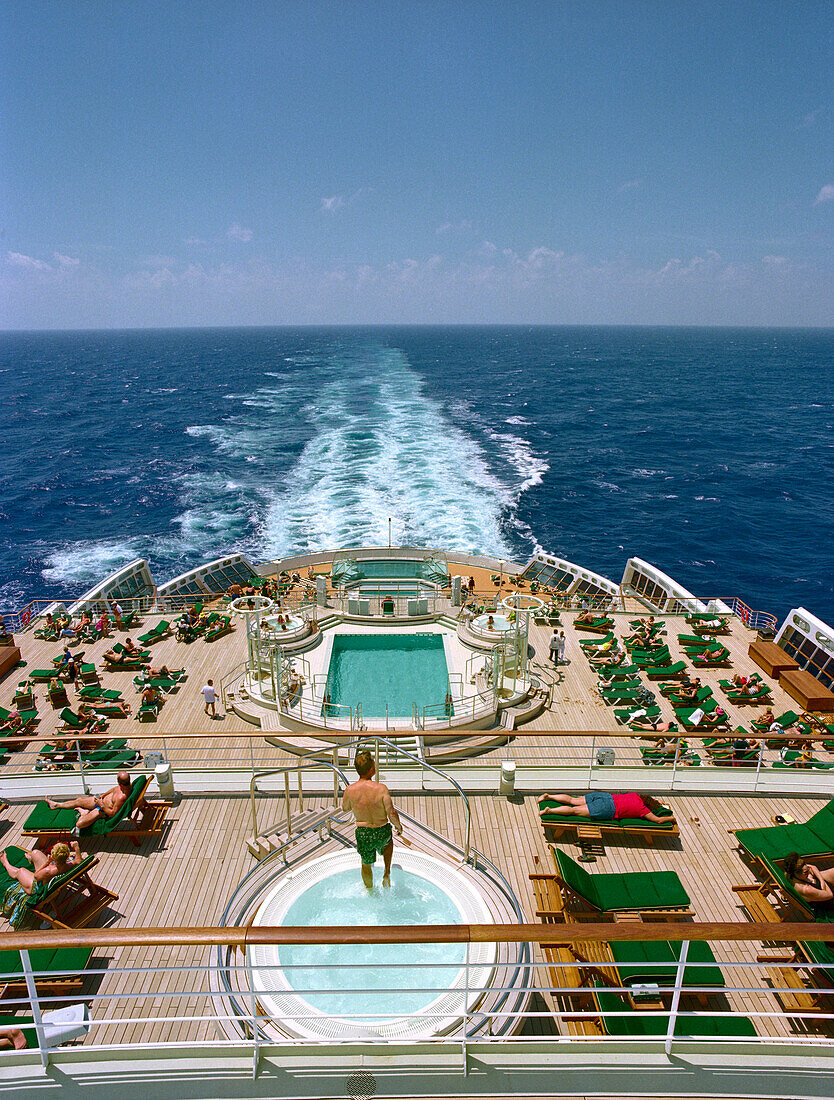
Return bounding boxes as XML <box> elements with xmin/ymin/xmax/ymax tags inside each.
<box><xmin>2</xmin><ymin>1</ymin><xmax>833</xmax><ymax>327</ymax></box>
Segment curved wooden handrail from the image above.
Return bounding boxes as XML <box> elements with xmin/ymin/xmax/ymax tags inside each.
<box><xmin>4</xmin><ymin>726</ymin><xmax>833</xmax><ymax>747</ymax></box>
<box><xmin>2</xmin><ymin>920</ymin><xmax>833</xmax><ymax>953</ymax></box>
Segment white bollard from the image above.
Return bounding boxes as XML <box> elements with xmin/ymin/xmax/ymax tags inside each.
<box><xmin>499</xmin><ymin>760</ymin><xmax>516</xmax><ymax>796</ymax></box>
<box><xmin>155</xmin><ymin>761</ymin><xmax>176</xmax><ymax>801</ymax></box>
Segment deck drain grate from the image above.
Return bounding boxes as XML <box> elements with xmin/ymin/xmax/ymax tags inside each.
<box><xmin>346</xmin><ymin>1070</ymin><xmax>377</xmax><ymax>1099</ymax></box>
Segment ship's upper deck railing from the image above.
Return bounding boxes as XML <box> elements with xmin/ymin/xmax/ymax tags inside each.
<box><xmin>1</xmin><ymin>920</ymin><xmax>832</xmax><ymax>1079</ymax></box>
<box><xmin>3</xmin><ymin>728</ymin><xmax>834</xmax><ymax>800</ymax></box>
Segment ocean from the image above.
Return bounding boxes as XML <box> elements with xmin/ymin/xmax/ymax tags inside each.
<box><xmin>1</xmin><ymin>326</ymin><xmax>832</xmax><ymax>625</ymax></box>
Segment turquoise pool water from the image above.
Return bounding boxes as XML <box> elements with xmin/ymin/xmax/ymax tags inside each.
<box><xmin>325</xmin><ymin>633</ymin><xmax>450</xmax><ymax>718</ymax></box>
<box><xmin>277</xmin><ymin>868</ymin><xmax>465</xmax><ymax>1019</ymax></box>
<box><xmin>356</xmin><ymin>560</ymin><xmax>423</xmax><ymax>579</ymax></box>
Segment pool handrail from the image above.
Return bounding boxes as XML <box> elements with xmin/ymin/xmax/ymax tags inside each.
<box><xmin>247</xmin><ymin>735</ymin><xmax>473</xmax><ymax>862</ymax></box>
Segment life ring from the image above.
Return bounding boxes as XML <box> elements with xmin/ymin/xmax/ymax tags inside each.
<box><xmin>20</xmin><ymin>610</ymin><xmax>30</xmax><ymax>626</ymax></box>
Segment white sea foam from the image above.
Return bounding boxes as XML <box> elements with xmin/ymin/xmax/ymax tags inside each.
<box><xmin>40</xmin><ymin>345</ymin><xmax>546</xmax><ymax>585</ymax></box>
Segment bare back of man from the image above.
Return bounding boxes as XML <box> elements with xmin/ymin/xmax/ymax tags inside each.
<box><xmin>342</xmin><ymin>751</ymin><xmax>402</xmax><ymax>889</ymax></box>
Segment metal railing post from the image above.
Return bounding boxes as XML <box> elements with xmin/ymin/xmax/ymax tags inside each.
<box><xmin>76</xmin><ymin>739</ymin><xmax>89</xmax><ymax>794</ymax></box>
<box><xmin>297</xmin><ymin>762</ymin><xmax>304</xmax><ymax>813</ymax></box>
<box><xmin>285</xmin><ymin>772</ymin><xmax>292</xmax><ymax>837</ymax></box>
<box><xmin>462</xmin><ymin>940</ymin><xmax>470</xmax><ymax>1075</ymax></box>
<box><xmin>587</xmin><ymin>736</ymin><xmax>595</xmax><ymax>786</ymax></box>
<box><xmin>245</xmin><ymin>954</ymin><xmax>261</xmax><ymax>1079</ymax></box>
<box><xmin>332</xmin><ymin>747</ymin><xmax>339</xmax><ymax>806</ymax></box>
<box><xmin>21</xmin><ymin>949</ymin><xmax>49</xmax><ymax>1069</ymax></box>
<box><xmin>664</xmin><ymin>938</ymin><xmax>689</xmax><ymax>1056</ymax></box>
<box><xmin>671</xmin><ymin>737</ymin><xmax>680</xmax><ymax>787</ymax></box>
<box><xmin>754</xmin><ymin>737</ymin><xmax>765</xmax><ymax>792</ymax></box>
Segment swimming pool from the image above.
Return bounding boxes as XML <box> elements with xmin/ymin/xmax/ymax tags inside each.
<box><xmin>248</xmin><ymin>848</ymin><xmax>497</xmax><ymax>1040</ymax></box>
<box><xmin>324</xmin><ymin>633</ymin><xmax>451</xmax><ymax>718</ymax></box>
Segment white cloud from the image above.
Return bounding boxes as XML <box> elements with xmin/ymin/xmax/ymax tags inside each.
<box><xmin>813</xmin><ymin>184</ymin><xmax>834</xmax><ymax>206</ymax></box>
<box><xmin>226</xmin><ymin>223</ymin><xmax>253</xmax><ymax>242</ymax></box>
<box><xmin>53</xmin><ymin>252</ymin><xmax>79</xmax><ymax>268</ymax></box>
<box><xmin>7</xmin><ymin>250</ymin><xmax>51</xmax><ymax>271</ymax></box>
<box><xmin>797</xmin><ymin>107</ymin><xmax>824</xmax><ymax>129</ymax></box>
<box><xmin>320</xmin><ymin>187</ymin><xmax>372</xmax><ymax>214</ymax></box>
<box><xmin>320</xmin><ymin>195</ymin><xmax>345</xmax><ymax>213</ymax></box>
<box><xmin>617</xmin><ymin>179</ymin><xmax>642</xmax><ymax>193</ymax></box>
<box><xmin>435</xmin><ymin>219</ymin><xmax>473</xmax><ymax>235</ymax></box>
<box><xmin>183</xmin><ymin>236</ymin><xmax>208</xmax><ymax>247</ymax></box>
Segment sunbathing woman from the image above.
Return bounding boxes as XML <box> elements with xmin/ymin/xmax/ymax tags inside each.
<box><xmin>589</xmin><ymin>647</ymin><xmax>623</xmax><ymax>667</ymax></box>
<box><xmin>74</xmin><ymin>705</ymin><xmax>109</xmax><ymax>731</ymax></box>
<box><xmin>629</xmin><ymin>714</ymin><xmax>677</xmax><ymax>733</ymax></box>
<box><xmin>574</xmin><ymin>609</ymin><xmax>597</xmax><ymax>625</ymax></box>
<box><xmin>783</xmin><ymin>853</ymin><xmax>834</xmax><ymax>906</ymax></box>
<box><xmin>672</xmin><ymin>680</ymin><xmax>701</xmax><ymax>703</ymax></box>
<box><xmin>0</xmin><ymin>841</ymin><xmax>84</xmax><ymax>929</ymax></box>
<box><xmin>538</xmin><ymin>791</ymin><xmax>675</xmax><ymax>824</ymax></box>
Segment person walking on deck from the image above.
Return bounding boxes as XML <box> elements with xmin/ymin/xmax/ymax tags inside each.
<box><xmin>342</xmin><ymin>750</ymin><xmax>403</xmax><ymax>889</ymax></box>
<box><xmin>201</xmin><ymin>679</ymin><xmax>220</xmax><ymax>718</ymax></box>
<box><xmin>549</xmin><ymin>630</ymin><xmax>560</xmax><ymax>665</ymax></box>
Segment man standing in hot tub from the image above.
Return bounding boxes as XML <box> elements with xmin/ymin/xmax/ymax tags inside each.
<box><xmin>342</xmin><ymin>749</ymin><xmax>403</xmax><ymax>889</ymax></box>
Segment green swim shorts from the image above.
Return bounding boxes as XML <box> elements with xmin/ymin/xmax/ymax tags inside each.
<box><xmin>355</xmin><ymin>823</ymin><xmax>393</xmax><ymax>866</ymax></box>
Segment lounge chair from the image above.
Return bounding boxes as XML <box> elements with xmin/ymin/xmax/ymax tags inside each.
<box><xmin>137</xmin><ymin>619</ymin><xmax>172</xmax><ymax>646</ymax></box>
<box><xmin>598</xmin><ymin>683</ymin><xmax>644</xmax><ymax>704</ymax></box>
<box><xmin>573</xmin><ymin>616</ymin><xmax>614</xmax><ymax>634</ymax></box>
<box><xmin>30</xmin><ymin>668</ymin><xmax>58</xmax><ymax>683</ymax></box>
<box><xmin>732</xmin><ymin>798</ymin><xmax>834</xmax><ymax>863</ymax></box>
<box><xmin>691</xmin><ymin>646</ymin><xmax>731</xmax><ymax>668</ymax></box>
<box><xmin>589</xmin><ymin>982</ymin><xmax>755</xmax><ymax>1038</ymax></box>
<box><xmin>537</xmin><ymin>797</ymin><xmax>678</xmax><ymax>844</ymax></box>
<box><xmin>205</xmin><ymin>615</ymin><xmax>233</xmax><ymax>642</ymax></box>
<box><xmin>79</xmin><ymin>685</ymin><xmax>123</xmax><ymax>702</ymax></box>
<box><xmin>773</xmin><ymin>749</ymin><xmax>834</xmax><ymax>771</ymax></box>
<box><xmin>579</xmin><ymin>632</ymin><xmax>615</xmax><ymax>652</ymax></box>
<box><xmin>614</xmin><ymin>704</ymin><xmax>661</xmax><ymax>724</ymax></box>
<box><xmin>596</xmin><ymin>665</ymin><xmax>642</xmax><ymax>681</ymax></box>
<box><xmin>0</xmin><ymin>946</ymin><xmax>94</xmax><ymax>1000</ymax></box>
<box><xmin>48</xmin><ymin>680</ymin><xmax>69</xmax><ymax>708</ymax></box>
<box><xmin>645</xmin><ymin>660</ymin><xmax>687</xmax><ymax>680</ymax></box>
<box><xmin>548</xmin><ymin>848</ymin><xmax>691</xmax><ymax>918</ymax></box>
<box><xmin>58</xmin><ymin>707</ymin><xmax>107</xmax><ymax>735</ymax></box>
<box><xmin>12</xmin><ymin>682</ymin><xmax>35</xmax><ymax>710</ymax></box>
<box><xmin>22</xmin><ymin>774</ymin><xmax>167</xmax><ymax>844</ymax></box>
<box><xmin>668</xmin><ymin>684</ymin><xmax>713</xmax><ymax>709</ymax></box>
<box><xmin>0</xmin><ymin>846</ymin><xmax>117</xmax><ymax>930</ymax></box>
<box><xmin>685</xmin><ymin>612</ymin><xmax>731</xmax><ymax>634</ymax></box>
<box><xmin>103</xmin><ymin>643</ymin><xmax>151</xmax><ymax>668</ymax></box>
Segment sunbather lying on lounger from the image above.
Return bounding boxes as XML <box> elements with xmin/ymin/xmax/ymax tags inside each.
<box><xmin>538</xmin><ymin>791</ymin><xmax>675</xmax><ymax>824</ymax></box>
<box><xmin>783</xmin><ymin>853</ymin><xmax>834</xmax><ymax>906</ymax></box>
<box><xmin>72</xmin><ymin>707</ymin><xmax>108</xmax><ymax>732</ymax></box>
<box><xmin>0</xmin><ymin>840</ymin><xmax>82</xmax><ymax>896</ymax></box>
<box><xmin>589</xmin><ymin>648</ymin><xmax>623</xmax><ymax>667</ymax></box>
<box><xmin>79</xmin><ymin>699</ymin><xmax>129</xmax><ymax>719</ymax></box>
<box><xmin>103</xmin><ymin>638</ymin><xmax>143</xmax><ymax>664</ymax></box>
<box><xmin>671</xmin><ymin>680</ymin><xmax>702</xmax><ymax>703</ymax></box>
<box><xmin>46</xmin><ymin>772</ymin><xmax>134</xmax><ymax>832</ymax></box>
<box><xmin>574</xmin><ymin>610</ymin><xmax>598</xmax><ymax>625</ymax></box>
<box><xmin>0</xmin><ymin>711</ymin><xmax>22</xmax><ymax>733</ymax></box>
<box><xmin>629</xmin><ymin>715</ymin><xmax>677</xmax><ymax>732</ymax></box>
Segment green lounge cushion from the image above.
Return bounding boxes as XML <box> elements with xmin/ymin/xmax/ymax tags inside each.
<box><xmin>23</xmin><ymin>775</ymin><xmax>150</xmax><ymax>836</ymax></box>
<box><xmin>539</xmin><ymin>799</ymin><xmax>676</xmax><ymax>831</ymax></box>
<box><xmin>609</xmin><ymin>940</ymin><xmax>725</xmax><ymax>989</ymax></box>
<box><xmin>798</xmin><ymin>939</ymin><xmax>834</xmax><ymax>984</ymax></box>
<box><xmin>554</xmin><ymin>849</ymin><xmax>689</xmax><ymax>912</ymax></box>
<box><xmin>592</xmin><ymin>983</ymin><xmax>756</xmax><ymax>1037</ymax></box>
<box><xmin>734</xmin><ymin>800</ymin><xmax>834</xmax><ymax>863</ymax></box>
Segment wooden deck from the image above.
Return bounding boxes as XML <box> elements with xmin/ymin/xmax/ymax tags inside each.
<box><xmin>0</xmin><ymin>787</ymin><xmax>831</xmax><ymax>1044</ymax></box>
<box><xmin>3</xmin><ymin>602</ymin><xmax>831</xmax><ymax>774</ymax></box>
<box><xmin>1</xmin><ymin>602</ymin><xmax>833</xmax><ymax>1043</ymax></box>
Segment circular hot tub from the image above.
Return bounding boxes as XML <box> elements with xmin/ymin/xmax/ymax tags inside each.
<box><xmin>472</xmin><ymin>613</ymin><xmax>516</xmax><ymax>636</ymax></box>
<box><xmin>248</xmin><ymin>848</ymin><xmax>497</xmax><ymax>1041</ymax></box>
